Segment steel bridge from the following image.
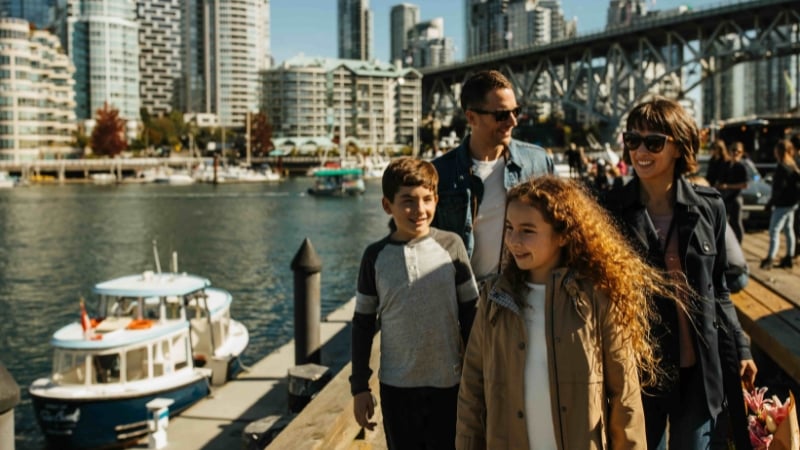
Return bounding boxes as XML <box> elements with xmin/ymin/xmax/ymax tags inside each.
<box><xmin>420</xmin><ymin>0</ymin><xmax>800</xmax><ymax>142</ymax></box>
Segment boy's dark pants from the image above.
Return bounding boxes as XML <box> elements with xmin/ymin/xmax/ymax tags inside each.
<box><xmin>379</xmin><ymin>383</ymin><xmax>458</xmax><ymax>450</ymax></box>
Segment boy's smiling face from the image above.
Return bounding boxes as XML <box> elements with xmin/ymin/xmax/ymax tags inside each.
<box><xmin>382</xmin><ymin>185</ymin><xmax>437</xmax><ymax>241</ymax></box>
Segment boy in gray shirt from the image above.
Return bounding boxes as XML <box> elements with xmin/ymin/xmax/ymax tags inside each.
<box><xmin>350</xmin><ymin>158</ymin><xmax>479</xmax><ymax>450</ymax></box>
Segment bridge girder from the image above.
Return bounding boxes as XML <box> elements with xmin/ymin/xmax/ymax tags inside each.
<box><xmin>421</xmin><ymin>0</ymin><xmax>800</xmax><ymax>142</ymax></box>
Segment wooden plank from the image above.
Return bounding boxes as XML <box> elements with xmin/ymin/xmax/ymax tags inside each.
<box><xmin>267</xmin><ymin>335</ymin><xmax>382</xmax><ymax>450</ymax></box>
<box><xmin>732</xmin><ymin>289</ymin><xmax>800</xmax><ymax>383</ymax></box>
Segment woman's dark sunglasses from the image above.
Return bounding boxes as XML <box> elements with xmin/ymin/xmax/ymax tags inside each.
<box><xmin>622</xmin><ymin>131</ymin><xmax>672</xmax><ymax>153</ymax></box>
<box><xmin>470</xmin><ymin>106</ymin><xmax>521</xmax><ymax>122</ymax></box>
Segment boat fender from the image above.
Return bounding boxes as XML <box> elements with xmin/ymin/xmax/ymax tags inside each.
<box><xmin>126</xmin><ymin>319</ymin><xmax>153</xmax><ymax>330</ymax></box>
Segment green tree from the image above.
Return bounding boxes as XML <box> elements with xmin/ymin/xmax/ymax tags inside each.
<box><xmin>90</xmin><ymin>103</ymin><xmax>127</xmax><ymax>157</ymax></box>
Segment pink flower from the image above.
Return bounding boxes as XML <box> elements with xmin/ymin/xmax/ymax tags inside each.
<box><xmin>744</xmin><ymin>386</ymin><xmax>792</xmax><ymax>449</ymax></box>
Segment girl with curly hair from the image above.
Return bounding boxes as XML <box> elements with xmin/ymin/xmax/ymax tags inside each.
<box><xmin>606</xmin><ymin>96</ymin><xmax>756</xmax><ymax>449</ymax></box>
<box><xmin>457</xmin><ymin>175</ymin><xmax>676</xmax><ymax>450</ymax></box>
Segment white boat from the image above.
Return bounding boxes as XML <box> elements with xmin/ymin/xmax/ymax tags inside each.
<box><xmin>0</xmin><ymin>170</ymin><xmax>16</xmax><ymax>188</ymax></box>
<box><xmin>154</xmin><ymin>169</ymin><xmax>195</xmax><ymax>185</ymax></box>
<box><xmin>29</xmin><ymin>269</ymin><xmax>249</xmax><ymax>449</ymax></box>
<box><xmin>194</xmin><ymin>163</ymin><xmax>281</xmax><ymax>183</ymax></box>
<box><xmin>90</xmin><ymin>173</ymin><xmax>117</xmax><ymax>185</ymax></box>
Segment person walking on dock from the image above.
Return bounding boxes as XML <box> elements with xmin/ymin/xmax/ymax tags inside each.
<box><xmin>350</xmin><ymin>158</ymin><xmax>479</xmax><ymax>450</ymax></box>
<box><xmin>432</xmin><ymin>70</ymin><xmax>553</xmax><ymax>285</ymax></box>
<box><xmin>760</xmin><ymin>139</ymin><xmax>799</xmax><ymax>270</ymax></box>
<box><xmin>457</xmin><ymin>175</ymin><xmax>682</xmax><ymax>449</ymax></box>
<box><xmin>604</xmin><ymin>97</ymin><xmax>757</xmax><ymax>450</ymax></box>
<box><xmin>715</xmin><ymin>141</ymin><xmax>749</xmax><ymax>243</ymax></box>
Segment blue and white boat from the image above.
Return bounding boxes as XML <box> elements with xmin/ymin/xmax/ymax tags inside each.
<box><xmin>307</xmin><ymin>167</ymin><xmax>366</xmax><ymax>196</ymax></box>
<box><xmin>29</xmin><ymin>270</ymin><xmax>249</xmax><ymax>449</ymax></box>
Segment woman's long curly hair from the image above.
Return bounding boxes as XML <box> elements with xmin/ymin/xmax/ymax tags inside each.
<box><xmin>503</xmin><ymin>176</ymin><xmax>683</xmax><ymax>386</ymax></box>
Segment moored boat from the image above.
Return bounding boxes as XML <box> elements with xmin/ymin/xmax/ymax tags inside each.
<box><xmin>29</xmin><ymin>270</ymin><xmax>249</xmax><ymax>449</ymax></box>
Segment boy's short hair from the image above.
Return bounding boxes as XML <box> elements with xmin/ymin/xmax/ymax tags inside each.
<box><xmin>382</xmin><ymin>157</ymin><xmax>438</xmax><ymax>202</ymax></box>
<box><xmin>460</xmin><ymin>70</ymin><xmax>513</xmax><ymax>112</ymax></box>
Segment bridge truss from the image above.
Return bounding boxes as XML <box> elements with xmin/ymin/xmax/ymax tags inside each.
<box><xmin>420</xmin><ymin>0</ymin><xmax>800</xmax><ymax>142</ymax></box>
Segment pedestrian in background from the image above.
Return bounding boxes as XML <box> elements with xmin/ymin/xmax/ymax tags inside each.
<box><xmin>760</xmin><ymin>139</ymin><xmax>799</xmax><ymax>270</ymax></box>
<box><xmin>432</xmin><ymin>70</ymin><xmax>553</xmax><ymax>285</ymax></box>
<box><xmin>705</xmin><ymin>139</ymin><xmax>728</xmax><ymax>187</ymax></box>
<box><xmin>605</xmin><ymin>97</ymin><xmax>756</xmax><ymax>450</ymax></box>
<box><xmin>457</xmin><ymin>176</ymin><xmax>683</xmax><ymax>449</ymax></box>
<box><xmin>715</xmin><ymin>141</ymin><xmax>749</xmax><ymax>243</ymax></box>
<box><xmin>350</xmin><ymin>158</ymin><xmax>479</xmax><ymax>450</ymax></box>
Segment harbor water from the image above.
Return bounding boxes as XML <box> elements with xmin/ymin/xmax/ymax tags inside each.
<box><xmin>0</xmin><ymin>178</ymin><xmax>389</xmax><ymax>449</ymax></box>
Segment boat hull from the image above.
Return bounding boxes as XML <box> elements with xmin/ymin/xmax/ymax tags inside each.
<box><xmin>30</xmin><ymin>376</ymin><xmax>210</xmax><ymax>449</ymax></box>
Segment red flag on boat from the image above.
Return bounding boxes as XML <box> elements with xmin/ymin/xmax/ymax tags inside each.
<box><xmin>80</xmin><ymin>298</ymin><xmax>92</xmax><ymax>336</ymax></box>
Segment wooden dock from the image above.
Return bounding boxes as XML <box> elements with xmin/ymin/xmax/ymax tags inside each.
<box><xmin>126</xmin><ymin>299</ymin><xmax>357</xmax><ymax>449</ymax></box>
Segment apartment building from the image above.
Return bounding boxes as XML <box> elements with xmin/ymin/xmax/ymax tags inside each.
<box><xmin>262</xmin><ymin>56</ymin><xmax>421</xmax><ymax>152</ymax></box>
<box><xmin>0</xmin><ymin>17</ymin><xmax>76</xmax><ymax>161</ymax></box>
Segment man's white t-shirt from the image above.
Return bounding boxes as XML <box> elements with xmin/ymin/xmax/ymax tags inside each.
<box><xmin>471</xmin><ymin>157</ymin><xmax>505</xmax><ymax>279</ymax></box>
<box><xmin>523</xmin><ymin>282</ymin><xmax>557</xmax><ymax>450</ymax></box>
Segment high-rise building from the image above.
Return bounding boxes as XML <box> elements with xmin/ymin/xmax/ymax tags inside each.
<box><xmin>606</xmin><ymin>0</ymin><xmax>647</xmax><ymax>28</ymax></box>
<box><xmin>466</xmin><ymin>0</ymin><xmax>508</xmax><ymax>58</ymax></box>
<box><xmin>65</xmin><ymin>0</ymin><xmax>140</xmax><ymax>121</ymax></box>
<box><xmin>466</xmin><ymin>0</ymin><xmax>573</xmax><ymax>58</ymax></box>
<box><xmin>262</xmin><ymin>56</ymin><xmax>421</xmax><ymax>149</ymax></box>
<box><xmin>137</xmin><ymin>0</ymin><xmax>181</xmax><ymax>117</ymax></box>
<box><xmin>0</xmin><ymin>17</ymin><xmax>76</xmax><ymax>161</ymax></box>
<box><xmin>406</xmin><ymin>18</ymin><xmax>454</xmax><ymax>68</ymax></box>
<box><xmin>390</xmin><ymin>3</ymin><xmax>418</xmax><ymax>66</ymax></box>
<box><xmin>0</xmin><ymin>0</ymin><xmax>56</xmax><ymax>29</ymax></box>
<box><xmin>338</xmin><ymin>0</ymin><xmax>372</xmax><ymax>61</ymax></box>
<box><xmin>181</xmin><ymin>0</ymin><xmax>270</xmax><ymax>128</ymax></box>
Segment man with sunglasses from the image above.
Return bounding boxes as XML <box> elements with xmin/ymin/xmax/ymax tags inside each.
<box><xmin>432</xmin><ymin>70</ymin><xmax>553</xmax><ymax>283</ymax></box>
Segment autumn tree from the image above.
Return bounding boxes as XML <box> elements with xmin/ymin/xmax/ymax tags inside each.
<box><xmin>90</xmin><ymin>103</ymin><xmax>127</xmax><ymax>157</ymax></box>
<box><xmin>249</xmin><ymin>112</ymin><xmax>274</xmax><ymax>156</ymax></box>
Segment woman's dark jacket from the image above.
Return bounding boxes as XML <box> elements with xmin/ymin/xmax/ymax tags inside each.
<box><xmin>768</xmin><ymin>162</ymin><xmax>800</xmax><ymax>207</ymax></box>
<box><xmin>604</xmin><ymin>176</ymin><xmax>752</xmax><ymax>418</ymax></box>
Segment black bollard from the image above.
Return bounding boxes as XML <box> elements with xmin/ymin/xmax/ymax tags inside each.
<box><xmin>0</xmin><ymin>362</ymin><xmax>20</xmax><ymax>450</ymax></box>
<box><xmin>290</xmin><ymin>238</ymin><xmax>322</xmax><ymax>365</ymax></box>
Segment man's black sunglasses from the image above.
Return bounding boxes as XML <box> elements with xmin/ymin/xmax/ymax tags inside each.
<box><xmin>470</xmin><ymin>106</ymin><xmax>521</xmax><ymax>122</ymax></box>
<box><xmin>622</xmin><ymin>131</ymin><xmax>672</xmax><ymax>154</ymax></box>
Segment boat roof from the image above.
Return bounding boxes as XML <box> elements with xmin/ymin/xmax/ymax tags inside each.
<box><xmin>93</xmin><ymin>272</ymin><xmax>211</xmax><ymax>297</ymax></box>
<box><xmin>313</xmin><ymin>168</ymin><xmax>363</xmax><ymax>177</ymax></box>
<box><xmin>52</xmin><ymin>321</ymin><xmax>188</xmax><ymax>350</ymax></box>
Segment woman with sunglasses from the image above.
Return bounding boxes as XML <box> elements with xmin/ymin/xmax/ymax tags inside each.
<box><xmin>604</xmin><ymin>97</ymin><xmax>757</xmax><ymax>450</ymax></box>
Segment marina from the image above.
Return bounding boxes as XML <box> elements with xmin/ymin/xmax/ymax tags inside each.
<box><xmin>1</xmin><ymin>179</ymin><xmax>389</xmax><ymax>448</ymax></box>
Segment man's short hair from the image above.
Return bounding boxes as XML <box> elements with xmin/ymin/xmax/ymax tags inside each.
<box><xmin>460</xmin><ymin>70</ymin><xmax>513</xmax><ymax>112</ymax></box>
<box><xmin>382</xmin><ymin>157</ymin><xmax>438</xmax><ymax>202</ymax></box>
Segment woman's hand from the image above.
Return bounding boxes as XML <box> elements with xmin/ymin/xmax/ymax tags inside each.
<box><xmin>740</xmin><ymin>359</ymin><xmax>758</xmax><ymax>391</ymax></box>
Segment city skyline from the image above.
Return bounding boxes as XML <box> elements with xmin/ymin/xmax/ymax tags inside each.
<box><xmin>272</xmin><ymin>0</ymin><xmax>721</xmax><ymax>65</ymax></box>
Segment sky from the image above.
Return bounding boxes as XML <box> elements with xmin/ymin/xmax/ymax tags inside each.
<box><xmin>270</xmin><ymin>0</ymin><xmax>721</xmax><ymax>65</ymax></box>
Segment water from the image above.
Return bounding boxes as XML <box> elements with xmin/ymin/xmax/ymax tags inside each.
<box><xmin>0</xmin><ymin>178</ymin><xmax>390</xmax><ymax>449</ymax></box>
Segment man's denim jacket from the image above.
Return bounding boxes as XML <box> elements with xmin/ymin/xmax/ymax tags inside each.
<box><xmin>431</xmin><ymin>136</ymin><xmax>554</xmax><ymax>256</ymax></box>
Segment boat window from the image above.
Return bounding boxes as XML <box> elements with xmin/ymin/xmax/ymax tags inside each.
<box><xmin>110</xmin><ymin>297</ymin><xmax>138</xmax><ymax>318</ymax></box>
<box><xmin>143</xmin><ymin>296</ymin><xmax>160</xmax><ymax>319</ymax></box>
<box><xmin>92</xmin><ymin>353</ymin><xmax>121</xmax><ymax>384</ymax></box>
<box><xmin>52</xmin><ymin>351</ymin><xmax>88</xmax><ymax>385</ymax></box>
<box><xmin>173</xmin><ymin>333</ymin><xmax>189</xmax><ymax>370</ymax></box>
<box><xmin>125</xmin><ymin>347</ymin><xmax>147</xmax><ymax>382</ymax></box>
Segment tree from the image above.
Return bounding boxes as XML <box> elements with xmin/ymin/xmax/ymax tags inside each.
<box><xmin>249</xmin><ymin>112</ymin><xmax>274</xmax><ymax>156</ymax></box>
<box><xmin>90</xmin><ymin>103</ymin><xmax>127</xmax><ymax>157</ymax></box>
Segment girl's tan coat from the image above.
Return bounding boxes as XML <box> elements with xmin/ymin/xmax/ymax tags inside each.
<box><xmin>456</xmin><ymin>269</ymin><xmax>646</xmax><ymax>450</ymax></box>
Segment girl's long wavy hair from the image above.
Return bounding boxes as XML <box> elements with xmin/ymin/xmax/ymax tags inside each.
<box><xmin>503</xmin><ymin>176</ymin><xmax>681</xmax><ymax>387</ymax></box>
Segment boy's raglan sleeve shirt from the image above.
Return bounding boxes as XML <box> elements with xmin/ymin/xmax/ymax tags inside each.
<box><xmin>350</xmin><ymin>242</ymin><xmax>380</xmax><ymax>395</ymax></box>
